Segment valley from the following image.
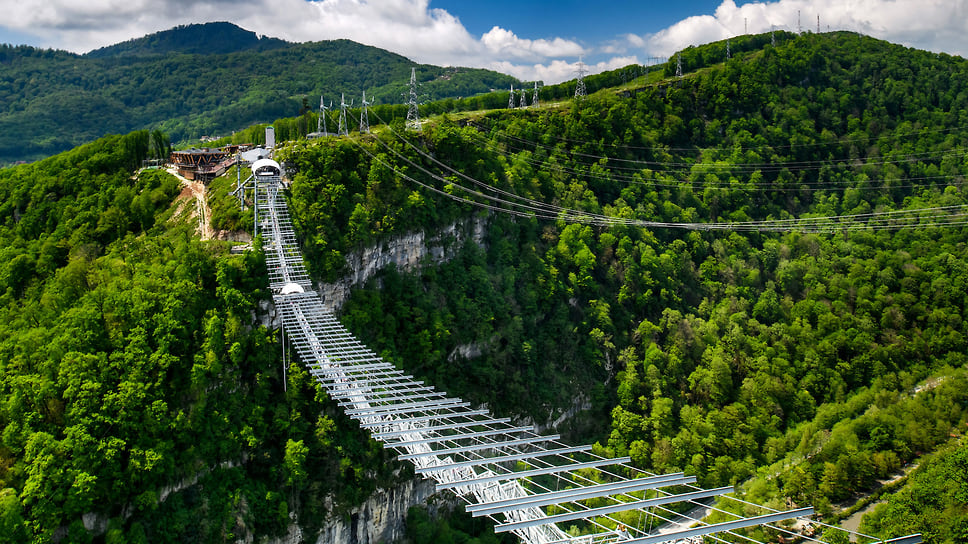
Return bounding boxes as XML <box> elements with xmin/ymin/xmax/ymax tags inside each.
<box><xmin>0</xmin><ymin>26</ymin><xmax>966</xmax><ymax>544</ymax></box>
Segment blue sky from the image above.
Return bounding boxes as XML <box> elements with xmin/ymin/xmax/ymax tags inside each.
<box><xmin>431</xmin><ymin>1</ymin><xmax>725</xmax><ymax>44</ymax></box>
<box><xmin>0</xmin><ymin>0</ymin><xmax>965</xmax><ymax>84</ymax></box>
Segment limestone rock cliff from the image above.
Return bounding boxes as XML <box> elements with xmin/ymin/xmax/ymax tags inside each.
<box><xmin>318</xmin><ymin>216</ymin><xmax>487</xmax><ymax>313</ymax></box>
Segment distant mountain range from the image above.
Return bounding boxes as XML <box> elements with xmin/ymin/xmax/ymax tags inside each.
<box><xmin>0</xmin><ymin>22</ymin><xmax>520</xmax><ymax>163</ymax></box>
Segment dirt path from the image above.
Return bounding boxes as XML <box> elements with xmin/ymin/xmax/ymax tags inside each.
<box><xmin>167</xmin><ymin>168</ymin><xmax>214</xmax><ymax>240</ymax></box>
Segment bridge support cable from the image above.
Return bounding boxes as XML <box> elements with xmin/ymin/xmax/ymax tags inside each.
<box><xmin>252</xmin><ymin>167</ymin><xmax>825</xmax><ymax>544</ymax></box>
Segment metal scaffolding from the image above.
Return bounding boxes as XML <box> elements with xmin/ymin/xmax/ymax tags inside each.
<box><xmin>252</xmin><ymin>169</ymin><xmax>897</xmax><ymax>544</ymax></box>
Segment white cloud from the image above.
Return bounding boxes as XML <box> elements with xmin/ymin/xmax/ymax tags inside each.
<box><xmin>3</xmin><ymin>0</ymin><xmax>967</xmax><ymax>87</ymax></box>
<box><xmin>626</xmin><ymin>0</ymin><xmax>968</xmax><ymax>59</ymax></box>
<box><xmin>481</xmin><ymin>26</ymin><xmax>584</xmax><ymax>60</ymax></box>
<box><xmin>0</xmin><ymin>0</ymin><xmax>596</xmax><ymax>81</ymax></box>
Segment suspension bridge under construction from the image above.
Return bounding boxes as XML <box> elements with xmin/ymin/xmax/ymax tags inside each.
<box><xmin>239</xmin><ymin>156</ymin><xmax>922</xmax><ymax>544</ymax></box>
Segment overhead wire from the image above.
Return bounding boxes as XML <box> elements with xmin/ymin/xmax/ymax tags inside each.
<box><xmin>463</xmin><ymin>126</ymin><xmax>965</xmax><ymax>192</ymax></box>
<box><xmin>472</xmin><ymin>116</ymin><xmax>968</xmax><ymax>154</ymax></box>
<box><xmin>476</xmin><ymin>120</ymin><xmax>968</xmax><ymax>180</ymax></box>
<box><xmin>350</xmin><ymin>118</ymin><xmax>968</xmax><ymax>234</ymax></box>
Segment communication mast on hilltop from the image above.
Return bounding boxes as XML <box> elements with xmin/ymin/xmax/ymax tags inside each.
<box><xmin>405</xmin><ymin>67</ymin><xmax>421</xmax><ymax>131</ymax></box>
<box><xmin>360</xmin><ymin>90</ymin><xmax>371</xmax><ymax>134</ymax></box>
<box><xmin>575</xmin><ymin>56</ymin><xmax>587</xmax><ymax>99</ymax></box>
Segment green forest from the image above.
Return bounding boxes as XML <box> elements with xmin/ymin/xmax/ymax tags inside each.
<box><xmin>0</xmin><ymin>22</ymin><xmax>519</xmax><ymax>164</ymax></box>
<box><xmin>0</xmin><ymin>134</ymin><xmax>410</xmax><ymax>542</ymax></box>
<box><xmin>1</xmin><ymin>29</ymin><xmax>967</xmax><ymax>543</ymax></box>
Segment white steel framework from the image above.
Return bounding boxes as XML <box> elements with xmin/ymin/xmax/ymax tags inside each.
<box><xmin>251</xmin><ymin>168</ymin><xmax>874</xmax><ymax>544</ymax></box>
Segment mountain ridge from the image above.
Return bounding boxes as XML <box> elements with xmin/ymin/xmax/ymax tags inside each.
<box><xmin>0</xmin><ymin>23</ymin><xmax>520</xmax><ymax>164</ymax></box>
<box><xmin>84</xmin><ymin>21</ymin><xmax>290</xmax><ymax>58</ymax></box>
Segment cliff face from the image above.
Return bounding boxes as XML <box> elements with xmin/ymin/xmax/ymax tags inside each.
<box><xmin>318</xmin><ymin>216</ymin><xmax>488</xmax><ymax>313</ymax></box>
<box><xmin>313</xmin><ymin>477</ymin><xmax>446</xmax><ymax>544</ymax></box>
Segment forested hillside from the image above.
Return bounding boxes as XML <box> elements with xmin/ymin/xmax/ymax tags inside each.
<box><xmin>0</xmin><ymin>135</ymin><xmax>409</xmax><ymax>543</ymax></box>
<box><xmin>274</xmin><ymin>31</ymin><xmax>968</xmax><ymax>540</ymax></box>
<box><xmin>2</xmin><ymin>29</ymin><xmax>968</xmax><ymax>544</ymax></box>
<box><xmin>0</xmin><ymin>22</ymin><xmax>519</xmax><ymax>164</ymax></box>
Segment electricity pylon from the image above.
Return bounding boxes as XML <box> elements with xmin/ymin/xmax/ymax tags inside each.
<box><xmin>318</xmin><ymin>95</ymin><xmax>332</xmax><ymax>135</ymax></box>
<box><xmin>338</xmin><ymin>93</ymin><xmax>352</xmax><ymax>136</ymax></box>
<box><xmin>406</xmin><ymin>67</ymin><xmax>420</xmax><ymax>131</ymax></box>
<box><xmin>575</xmin><ymin>57</ymin><xmax>587</xmax><ymax>99</ymax></box>
<box><xmin>360</xmin><ymin>91</ymin><xmax>371</xmax><ymax>134</ymax></box>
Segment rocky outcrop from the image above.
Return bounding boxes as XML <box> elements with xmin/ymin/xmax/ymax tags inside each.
<box><xmin>318</xmin><ymin>216</ymin><xmax>487</xmax><ymax>313</ymax></box>
<box><xmin>259</xmin><ymin>477</ymin><xmax>453</xmax><ymax>544</ymax></box>
<box><xmin>313</xmin><ymin>477</ymin><xmax>449</xmax><ymax>544</ymax></box>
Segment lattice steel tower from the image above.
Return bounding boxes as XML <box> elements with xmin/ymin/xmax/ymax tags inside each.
<box><xmin>406</xmin><ymin>67</ymin><xmax>421</xmax><ymax>131</ymax></box>
<box><xmin>574</xmin><ymin>57</ymin><xmax>587</xmax><ymax>99</ymax></box>
<box><xmin>338</xmin><ymin>93</ymin><xmax>351</xmax><ymax>136</ymax></box>
<box><xmin>318</xmin><ymin>95</ymin><xmax>332</xmax><ymax>135</ymax></box>
<box><xmin>360</xmin><ymin>90</ymin><xmax>371</xmax><ymax>134</ymax></box>
<box><xmin>532</xmin><ymin>81</ymin><xmax>540</xmax><ymax>108</ymax></box>
<box><xmin>676</xmin><ymin>51</ymin><xmax>683</xmax><ymax>78</ymax></box>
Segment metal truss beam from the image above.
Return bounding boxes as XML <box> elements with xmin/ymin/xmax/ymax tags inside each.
<box><xmin>467</xmin><ymin>473</ymin><xmax>695</xmax><ymax>517</ymax></box>
<box><xmin>329</xmin><ymin>382</ymin><xmax>430</xmax><ymax>398</ymax></box>
<box><xmin>416</xmin><ymin>445</ymin><xmax>593</xmax><ymax>474</ymax></box>
<box><xmin>345</xmin><ymin>397</ymin><xmax>467</xmax><ymax>416</ymax></box>
<box><xmin>338</xmin><ymin>390</ymin><xmax>446</xmax><ymax>408</ymax></box>
<box><xmin>884</xmin><ymin>536</ymin><xmax>923</xmax><ymax>544</ymax></box>
<box><xmin>357</xmin><ymin>409</ymin><xmax>491</xmax><ymax>429</ymax></box>
<box><xmin>312</xmin><ymin>368</ymin><xmax>407</xmax><ymax>382</ymax></box>
<box><xmin>373</xmin><ymin>418</ymin><xmax>513</xmax><ymax>439</ymax></box>
<box><xmin>383</xmin><ymin>425</ymin><xmax>535</xmax><ymax>448</ymax></box>
<box><xmin>397</xmin><ymin>434</ymin><xmax>561</xmax><ymax>461</ymax></box>
<box><xmin>435</xmin><ymin>456</ymin><xmax>632</xmax><ymax>491</ymax></box>
<box><xmin>494</xmin><ymin>486</ymin><xmax>735</xmax><ymax>533</ymax></box>
<box><xmin>621</xmin><ymin>507</ymin><xmax>815</xmax><ymax>544</ymax></box>
<box><xmin>310</xmin><ymin>361</ymin><xmax>395</xmax><ymax>375</ymax></box>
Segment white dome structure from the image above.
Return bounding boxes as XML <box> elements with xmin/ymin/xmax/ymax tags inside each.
<box><xmin>252</xmin><ymin>158</ymin><xmax>281</xmax><ymax>177</ymax></box>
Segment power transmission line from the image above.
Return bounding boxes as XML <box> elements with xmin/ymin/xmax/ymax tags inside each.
<box><xmin>575</xmin><ymin>57</ymin><xmax>587</xmax><ymax>99</ymax></box>
<box><xmin>360</xmin><ymin>90</ymin><xmax>371</xmax><ymax>134</ymax></box>
<box><xmin>317</xmin><ymin>95</ymin><xmax>332</xmax><ymax>135</ymax></box>
<box><xmin>406</xmin><ymin>67</ymin><xmax>421</xmax><ymax>131</ymax></box>
<box><xmin>338</xmin><ymin>93</ymin><xmax>352</xmax><ymax>136</ymax></box>
<box><xmin>362</xmin><ymin>111</ymin><xmax>968</xmax><ymax>234</ymax></box>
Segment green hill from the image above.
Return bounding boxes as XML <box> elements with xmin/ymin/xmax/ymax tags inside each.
<box><xmin>1</xmin><ymin>29</ymin><xmax>966</xmax><ymax>543</ymax></box>
<box><xmin>0</xmin><ymin>22</ymin><xmax>519</xmax><ymax>164</ymax></box>
<box><xmin>85</xmin><ymin>22</ymin><xmax>289</xmax><ymax>58</ymax></box>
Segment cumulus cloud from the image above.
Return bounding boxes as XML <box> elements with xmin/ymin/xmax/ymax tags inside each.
<box><xmin>0</xmin><ymin>0</ymin><xmax>596</xmax><ymax>81</ymax></box>
<box><xmin>481</xmin><ymin>26</ymin><xmax>584</xmax><ymax>60</ymax></box>
<box><xmin>626</xmin><ymin>0</ymin><xmax>968</xmax><ymax>59</ymax></box>
<box><xmin>3</xmin><ymin>0</ymin><xmax>965</xmax><ymax>86</ymax></box>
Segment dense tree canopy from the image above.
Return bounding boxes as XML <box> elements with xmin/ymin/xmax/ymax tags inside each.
<box><xmin>276</xmin><ymin>31</ymin><xmax>968</xmax><ymax>540</ymax></box>
<box><xmin>3</xmin><ymin>29</ymin><xmax>968</xmax><ymax>543</ymax></box>
<box><xmin>0</xmin><ymin>133</ymin><xmax>405</xmax><ymax>543</ymax></box>
<box><xmin>0</xmin><ymin>23</ymin><xmax>519</xmax><ymax>163</ymax></box>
